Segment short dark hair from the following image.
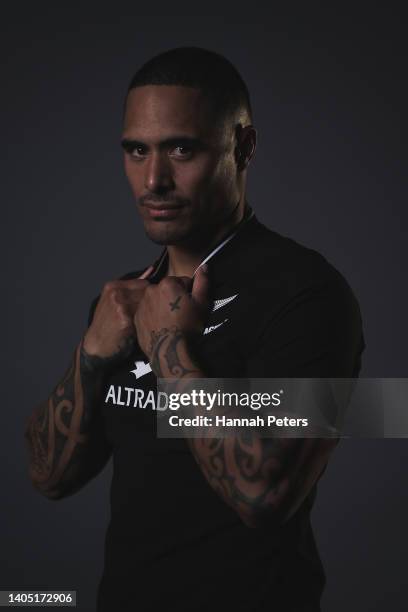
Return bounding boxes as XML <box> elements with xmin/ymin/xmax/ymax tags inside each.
<box><xmin>126</xmin><ymin>46</ymin><xmax>253</xmax><ymax>125</ymax></box>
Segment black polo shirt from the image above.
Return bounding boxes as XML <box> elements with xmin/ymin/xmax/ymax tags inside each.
<box><xmin>90</xmin><ymin>210</ymin><xmax>364</xmax><ymax>611</ymax></box>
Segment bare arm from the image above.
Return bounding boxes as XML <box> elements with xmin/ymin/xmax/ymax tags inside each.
<box><xmin>24</xmin><ymin>338</ymin><xmax>113</xmax><ymax>500</ymax></box>
<box><xmin>134</xmin><ymin>269</ymin><xmax>346</xmax><ymax>528</ymax></box>
<box><xmin>148</xmin><ymin>327</ymin><xmax>337</xmax><ymax>527</ymax></box>
<box><xmin>24</xmin><ymin>268</ymin><xmax>154</xmax><ymax>500</ymax></box>
<box><xmin>187</xmin><ymin>422</ymin><xmax>337</xmax><ymax>528</ymax></box>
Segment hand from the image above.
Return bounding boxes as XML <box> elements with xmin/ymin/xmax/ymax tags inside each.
<box><xmin>82</xmin><ymin>266</ymin><xmax>154</xmax><ymax>360</ymax></box>
<box><xmin>134</xmin><ymin>265</ymin><xmax>210</xmax><ymax>369</ymax></box>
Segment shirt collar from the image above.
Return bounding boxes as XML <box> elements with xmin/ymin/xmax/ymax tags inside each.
<box><xmin>149</xmin><ymin>204</ymin><xmax>257</xmax><ymax>282</ymax></box>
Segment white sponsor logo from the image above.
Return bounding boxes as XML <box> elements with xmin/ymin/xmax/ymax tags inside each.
<box><xmin>203</xmin><ymin>318</ymin><xmax>229</xmax><ymax>335</ymax></box>
<box><xmin>130</xmin><ymin>360</ymin><xmax>152</xmax><ymax>379</ymax></box>
<box><xmin>105</xmin><ymin>385</ymin><xmax>168</xmax><ymax>410</ymax></box>
<box><xmin>212</xmin><ymin>294</ymin><xmax>238</xmax><ymax>312</ymax></box>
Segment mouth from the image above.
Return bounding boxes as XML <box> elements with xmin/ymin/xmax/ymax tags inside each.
<box><xmin>143</xmin><ymin>202</ymin><xmax>185</xmax><ymax>220</ymax></box>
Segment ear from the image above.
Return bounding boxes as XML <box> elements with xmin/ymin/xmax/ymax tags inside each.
<box><xmin>234</xmin><ymin>124</ymin><xmax>257</xmax><ymax>171</ymax></box>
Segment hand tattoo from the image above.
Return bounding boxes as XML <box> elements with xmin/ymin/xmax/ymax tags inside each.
<box><xmin>169</xmin><ymin>295</ymin><xmax>182</xmax><ymax>311</ymax></box>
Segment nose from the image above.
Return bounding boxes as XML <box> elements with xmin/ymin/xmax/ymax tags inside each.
<box><xmin>144</xmin><ymin>151</ymin><xmax>174</xmax><ymax>193</ymax></box>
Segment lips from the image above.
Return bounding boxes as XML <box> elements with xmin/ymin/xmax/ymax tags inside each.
<box><xmin>143</xmin><ymin>202</ymin><xmax>185</xmax><ymax>219</ymax></box>
<box><xmin>144</xmin><ymin>203</ymin><xmax>184</xmax><ymax>210</ymax></box>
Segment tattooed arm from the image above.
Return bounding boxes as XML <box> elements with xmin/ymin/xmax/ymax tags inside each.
<box><xmin>182</xmin><ymin>276</ymin><xmax>362</xmax><ymax>527</ymax></box>
<box><xmin>146</xmin><ymin>326</ymin><xmax>337</xmax><ymax>527</ymax></box>
<box><xmin>24</xmin><ymin>338</ymin><xmax>115</xmax><ymax>500</ymax></box>
<box><xmin>133</xmin><ymin>270</ymin><xmax>337</xmax><ymax>527</ymax></box>
<box><xmin>186</xmin><ymin>428</ymin><xmax>337</xmax><ymax>528</ymax></box>
<box><xmin>24</xmin><ymin>269</ymin><xmax>153</xmax><ymax>500</ymax></box>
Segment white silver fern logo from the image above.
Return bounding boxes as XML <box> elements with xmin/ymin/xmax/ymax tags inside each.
<box><xmin>130</xmin><ymin>360</ymin><xmax>152</xmax><ymax>379</ymax></box>
<box><xmin>212</xmin><ymin>294</ymin><xmax>238</xmax><ymax>312</ymax></box>
<box><xmin>203</xmin><ymin>318</ymin><xmax>229</xmax><ymax>335</ymax></box>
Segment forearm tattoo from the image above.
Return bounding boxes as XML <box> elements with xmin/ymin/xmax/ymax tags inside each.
<box><xmin>147</xmin><ymin>322</ymin><xmax>310</xmax><ymax>524</ymax></box>
<box><xmin>24</xmin><ymin>340</ymin><xmax>111</xmax><ymax>498</ymax></box>
<box><xmin>187</xmin><ymin>434</ymin><xmax>304</xmax><ymax>525</ymax></box>
<box><xmin>149</xmin><ymin>326</ymin><xmax>202</xmax><ymax>378</ymax></box>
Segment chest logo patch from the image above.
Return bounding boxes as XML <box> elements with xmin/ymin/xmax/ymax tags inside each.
<box><xmin>203</xmin><ymin>318</ymin><xmax>229</xmax><ymax>335</ymax></box>
<box><xmin>130</xmin><ymin>360</ymin><xmax>152</xmax><ymax>379</ymax></box>
<box><xmin>212</xmin><ymin>293</ymin><xmax>238</xmax><ymax>312</ymax></box>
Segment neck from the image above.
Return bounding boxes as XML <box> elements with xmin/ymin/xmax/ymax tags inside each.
<box><xmin>166</xmin><ymin>198</ymin><xmax>247</xmax><ymax>277</ymax></box>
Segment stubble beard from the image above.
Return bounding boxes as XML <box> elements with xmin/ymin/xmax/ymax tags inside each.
<box><xmin>142</xmin><ymin>218</ymin><xmax>198</xmax><ymax>246</ymax></box>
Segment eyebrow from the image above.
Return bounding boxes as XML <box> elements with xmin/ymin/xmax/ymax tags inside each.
<box><xmin>120</xmin><ymin>136</ymin><xmax>203</xmax><ymax>151</ymax></box>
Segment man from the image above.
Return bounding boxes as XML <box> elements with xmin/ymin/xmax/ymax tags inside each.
<box><xmin>24</xmin><ymin>47</ymin><xmax>365</xmax><ymax>611</ymax></box>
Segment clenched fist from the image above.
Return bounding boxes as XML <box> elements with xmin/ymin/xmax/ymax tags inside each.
<box><xmin>82</xmin><ymin>266</ymin><xmax>153</xmax><ymax>361</ymax></box>
<box><xmin>134</xmin><ymin>265</ymin><xmax>210</xmax><ymax>363</ymax></box>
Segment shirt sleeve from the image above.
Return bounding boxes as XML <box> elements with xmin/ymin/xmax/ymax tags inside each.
<box><xmin>244</xmin><ymin>274</ymin><xmax>365</xmax><ymax>436</ymax></box>
<box><xmin>245</xmin><ymin>274</ymin><xmax>365</xmax><ymax>379</ymax></box>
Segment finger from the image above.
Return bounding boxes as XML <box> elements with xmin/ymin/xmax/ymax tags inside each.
<box><xmin>111</xmin><ymin>283</ymin><xmax>149</xmax><ymax>312</ymax></box>
<box><xmin>175</xmin><ymin>276</ymin><xmax>193</xmax><ymax>292</ymax></box>
<box><xmin>120</xmin><ymin>286</ymin><xmax>149</xmax><ymax>303</ymax></box>
<box><xmin>191</xmin><ymin>264</ymin><xmax>210</xmax><ymax>309</ymax></box>
<box><xmin>138</xmin><ymin>265</ymin><xmax>155</xmax><ymax>280</ymax></box>
<box><xmin>118</xmin><ymin>278</ymin><xmax>150</xmax><ymax>290</ymax></box>
<box><xmin>165</xmin><ymin>276</ymin><xmax>193</xmax><ymax>292</ymax></box>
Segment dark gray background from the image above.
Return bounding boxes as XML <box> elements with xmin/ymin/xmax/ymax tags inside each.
<box><xmin>2</xmin><ymin>6</ymin><xmax>407</xmax><ymax>611</ymax></box>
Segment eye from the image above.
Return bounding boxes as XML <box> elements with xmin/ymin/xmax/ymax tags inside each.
<box><xmin>170</xmin><ymin>145</ymin><xmax>193</xmax><ymax>159</ymax></box>
<box><xmin>129</xmin><ymin>145</ymin><xmax>147</xmax><ymax>159</ymax></box>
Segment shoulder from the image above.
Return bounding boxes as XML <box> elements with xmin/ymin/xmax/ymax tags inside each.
<box><xmin>236</xmin><ymin>219</ymin><xmax>361</xmax><ymax>316</ymax></box>
<box><xmin>243</xmin><ymin>219</ymin><xmax>350</xmax><ymax>295</ymax></box>
<box><xmin>236</xmin><ymin>220</ymin><xmax>365</xmax><ymax>370</ymax></box>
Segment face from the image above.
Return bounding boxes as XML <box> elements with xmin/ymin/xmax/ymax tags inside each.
<box><xmin>122</xmin><ymin>85</ymin><xmax>241</xmax><ymax>246</ymax></box>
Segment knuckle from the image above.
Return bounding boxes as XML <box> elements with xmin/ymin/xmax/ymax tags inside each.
<box><xmin>134</xmin><ymin>279</ymin><xmax>149</xmax><ymax>292</ymax></box>
<box><xmin>102</xmin><ymin>280</ymin><xmax>117</xmax><ymax>294</ymax></box>
<box><xmin>123</xmin><ymin>278</ymin><xmax>149</xmax><ymax>292</ymax></box>
<box><xmin>160</xmin><ymin>277</ymin><xmax>174</xmax><ymax>290</ymax></box>
<box><xmin>115</xmin><ymin>307</ymin><xmax>131</xmax><ymax>327</ymax></box>
<box><xmin>110</xmin><ymin>290</ymin><xmax>122</xmax><ymax>304</ymax></box>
